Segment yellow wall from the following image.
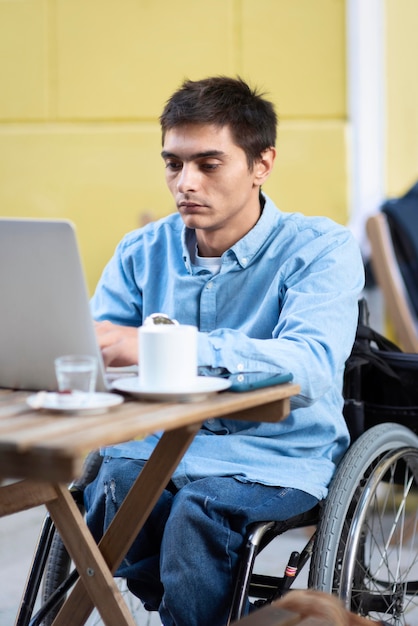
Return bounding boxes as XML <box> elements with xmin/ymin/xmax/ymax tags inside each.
<box><xmin>0</xmin><ymin>0</ymin><xmax>347</xmax><ymax>293</ymax></box>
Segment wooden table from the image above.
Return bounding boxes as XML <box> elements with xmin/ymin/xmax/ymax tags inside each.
<box><xmin>0</xmin><ymin>383</ymin><xmax>299</xmax><ymax>626</ymax></box>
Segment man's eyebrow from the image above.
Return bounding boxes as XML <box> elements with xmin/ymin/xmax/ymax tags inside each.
<box><xmin>161</xmin><ymin>149</ymin><xmax>226</xmax><ymax>160</ymax></box>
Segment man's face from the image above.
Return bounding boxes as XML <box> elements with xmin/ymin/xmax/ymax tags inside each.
<box><xmin>161</xmin><ymin>124</ymin><xmax>265</xmax><ymax>243</ymax></box>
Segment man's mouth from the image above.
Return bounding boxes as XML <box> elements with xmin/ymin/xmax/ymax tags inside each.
<box><xmin>179</xmin><ymin>201</ymin><xmax>205</xmax><ymax>212</ymax></box>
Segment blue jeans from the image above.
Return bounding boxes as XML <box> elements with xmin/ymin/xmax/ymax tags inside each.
<box><xmin>84</xmin><ymin>456</ymin><xmax>318</xmax><ymax>626</ymax></box>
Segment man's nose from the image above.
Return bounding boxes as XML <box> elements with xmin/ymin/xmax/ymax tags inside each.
<box><xmin>177</xmin><ymin>164</ymin><xmax>199</xmax><ymax>192</ymax></box>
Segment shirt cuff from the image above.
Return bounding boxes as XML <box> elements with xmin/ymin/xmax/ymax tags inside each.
<box><xmin>197</xmin><ymin>332</ymin><xmax>217</xmax><ymax>368</ymax></box>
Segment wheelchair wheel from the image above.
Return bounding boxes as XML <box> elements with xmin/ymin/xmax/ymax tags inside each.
<box><xmin>41</xmin><ymin>529</ymin><xmax>159</xmax><ymax>626</ymax></box>
<box><xmin>40</xmin><ymin>529</ymin><xmax>72</xmax><ymax>625</ymax></box>
<box><xmin>310</xmin><ymin>422</ymin><xmax>418</xmax><ymax>625</ymax></box>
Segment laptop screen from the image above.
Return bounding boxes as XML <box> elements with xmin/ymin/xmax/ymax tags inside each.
<box><xmin>0</xmin><ymin>218</ymin><xmax>107</xmax><ymax>391</ymax></box>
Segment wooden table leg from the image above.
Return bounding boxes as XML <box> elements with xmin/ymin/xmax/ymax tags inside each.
<box><xmin>46</xmin><ymin>484</ymin><xmax>137</xmax><ymax>626</ymax></box>
<box><xmin>51</xmin><ymin>423</ymin><xmax>201</xmax><ymax>626</ymax></box>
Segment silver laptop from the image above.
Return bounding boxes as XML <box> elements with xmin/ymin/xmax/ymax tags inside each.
<box><xmin>0</xmin><ymin>218</ymin><xmax>109</xmax><ymax>391</ymax></box>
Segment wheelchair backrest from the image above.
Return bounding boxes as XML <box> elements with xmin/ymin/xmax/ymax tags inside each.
<box><xmin>343</xmin><ymin>298</ymin><xmax>418</xmax><ymax>442</ymax></box>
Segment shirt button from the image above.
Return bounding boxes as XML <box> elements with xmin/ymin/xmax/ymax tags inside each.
<box><xmin>206</xmin><ymin>282</ymin><xmax>213</xmax><ymax>289</ymax></box>
<box><xmin>237</xmin><ymin>363</ymin><xmax>244</xmax><ymax>371</ymax></box>
<box><xmin>241</xmin><ymin>257</ymin><xmax>248</xmax><ymax>265</ymax></box>
<box><xmin>207</xmin><ymin>418</ymin><xmax>215</xmax><ymax>424</ymax></box>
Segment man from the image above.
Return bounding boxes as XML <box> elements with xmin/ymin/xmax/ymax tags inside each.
<box><xmin>85</xmin><ymin>76</ymin><xmax>364</xmax><ymax>626</ymax></box>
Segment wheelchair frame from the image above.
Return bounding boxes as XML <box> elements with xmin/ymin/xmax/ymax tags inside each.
<box><xmin>228</xmin><ymin>421</ymin><xmax>418</xmax><ymax>625</ymax></box>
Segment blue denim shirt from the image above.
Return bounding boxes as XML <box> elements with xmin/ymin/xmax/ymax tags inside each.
<box><xmin>92</xmin><ymin>195</ymin><xmax>364</xmax><ymax>500</ymax></box>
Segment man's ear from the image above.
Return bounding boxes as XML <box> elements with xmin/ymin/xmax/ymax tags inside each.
<box><xmin>253</xmin><ymin>147</ymin><xmax>276</xmax><ymax>187</ymax></box>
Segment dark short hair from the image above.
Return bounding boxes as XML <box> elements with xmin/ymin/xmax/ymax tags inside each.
<box><xmin>160</xmin><ymin>76</ymin><xmax>277</xmax><ymax>168</ymax></box>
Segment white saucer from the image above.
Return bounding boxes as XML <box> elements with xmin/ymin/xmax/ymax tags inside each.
<box><xmin>112</xmin><ymin>376</ymin><xmax>231</xmax><ymax>402</ymax></box>
<box><xmin>26</xmin><ymin>391</ymin><xmax>124</xmax><ymax>415</ymax></box>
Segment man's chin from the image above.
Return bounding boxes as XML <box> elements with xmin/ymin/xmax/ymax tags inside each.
<box><xmin>179</xmin><ymin>214</ymin><xmax>211</xmax><ymax>230</ymax></box>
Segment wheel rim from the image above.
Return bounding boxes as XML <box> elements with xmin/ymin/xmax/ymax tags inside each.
<box><xmin>338</xmin><ymin>447</ymin><xmax>418</xmax><ymax>624</ymax></box>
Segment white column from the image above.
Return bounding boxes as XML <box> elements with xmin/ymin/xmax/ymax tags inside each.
<box><xmin>346</xmin><ymin>0</ymin><xmax>386</xmax><ymax>259</ymax></box>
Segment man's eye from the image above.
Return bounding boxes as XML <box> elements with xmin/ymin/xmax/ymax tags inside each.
<box><xmin>165</xmin><ymin>161</ymin><xmax>182</xmax><ymax>171</ymax></box>
<box><xmin>201</xmin><ymin>163</ymin><xmax>219</xmax><ymax>171</ymax></box>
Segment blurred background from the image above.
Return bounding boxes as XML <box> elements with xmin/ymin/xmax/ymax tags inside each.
<box><xmin>0</xmin><ymin>0</ymin><xmax>417</xmax><ymax>295</ymax></box>
<box><xmin>1</xmin><ymin>2</ymin><xmax>418</xmax><ymax>621</ymax></box>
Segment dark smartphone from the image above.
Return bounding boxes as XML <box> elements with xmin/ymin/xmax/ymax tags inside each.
<box><xmin>227</xmin><ymin>371</ymin><xmax>293</xmax><ymax>392</ymax></box>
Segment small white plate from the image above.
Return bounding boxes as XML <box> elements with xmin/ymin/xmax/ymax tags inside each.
<box><xmin>112</xmin><ymin>376</ymin><xmax>231</xmax><ymax>402</ymax></box>
<box><xmin>26</xmin><ymin>391</ymin><xmax>124</xmax><ymax>415</ymax></box>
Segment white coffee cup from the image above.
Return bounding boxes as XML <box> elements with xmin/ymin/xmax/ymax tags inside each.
<box><xmin>138</xmin><ymin>324</ymin><xmax>198</xmax><ymax>391</ymax></box>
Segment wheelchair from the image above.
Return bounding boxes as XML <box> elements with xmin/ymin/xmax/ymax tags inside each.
<box><xmin>16</xmin><ymin>305</ymin><xmax>418</xmax><ymax>626</ymax></box>
<box><xmin>228</xmin><ymin>421</ymin><xmax>418</xmax><ymax>625</ymax></box>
